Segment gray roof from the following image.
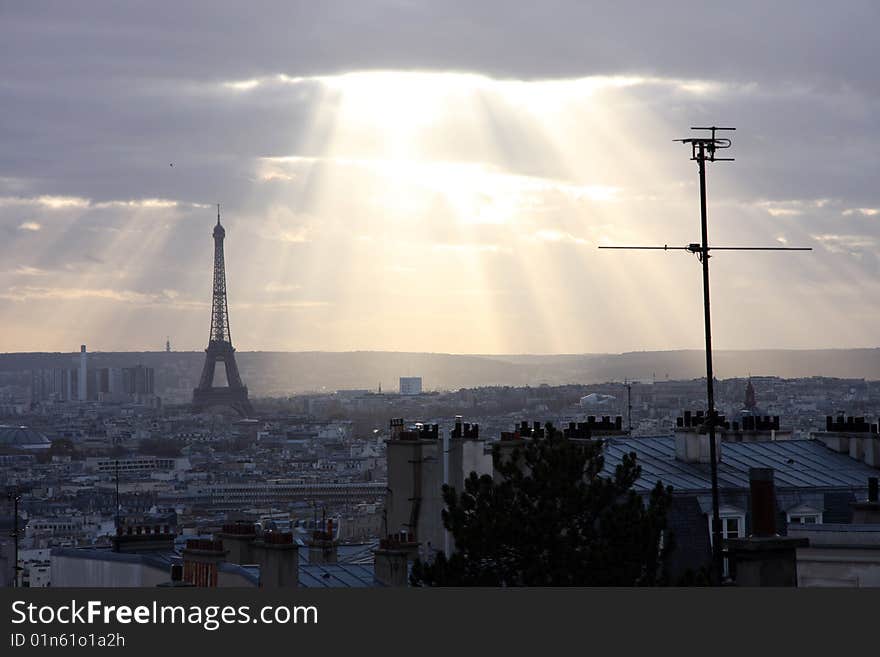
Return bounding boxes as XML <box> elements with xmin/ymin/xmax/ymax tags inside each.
<box><xmin>603</xmin><ymin>437</ymin><xmax>878</xmax><ymax>493</ymax></box>
<box><xmin>218</xmin><ymin>562</ymin><xmax>260</xmax><ymax>586</ymax></box>
<box><xmin>0</xmin><ymin>425</ymin><xmax>50</xmax><ymax>448</ymax></box>
<box><xmin>51</xmin><ymin>547</ymin><xmax>176</xmax><ymax>572</ymax></box>
<box><xmin>52</xmin><ymin>546</ymin><xmax>376</xmax><ymax>587</ymax></box>
<box><xmin>298</xmin><ymin>563</ymin><xmax>375</xmax><ymax>588</ymax></box>
<box><xmin>298</xmin><ymin>542</ymin><xmax>378</xmax><ymax>565</ymax></box>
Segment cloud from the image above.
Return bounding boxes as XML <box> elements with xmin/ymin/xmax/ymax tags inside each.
<box><xmin>2</xmin><ymin>4</ymin><xmax>880</xmax><ymax>352</ymax></box>
<box><xmin>233</xmin><ymin>300</ymin><xmax>330</xmax><ymax>310</ymax></box>
<box><xmin>532</xmin><ymin>230</ymin><xmax>589</xmax><ymax>245</ymax></box>
<box><xmin>0</xmin><ymin>195</ymin><xmax>187</xmax><ymax>210</ymax></box>
<box><xmin>432</xmin><ymin>243</ymin><xmax>508</xmax><ymax>254</ymax></box>
<box><xmin>0</xmin><ymin>195</ymin><xmax>89</xmax><ymax>209</ymax></box>
<box><xmin>11</xmin><ymin>265</ymin><xmax>49</xmax><ymax>276</ymax></box>
<box><xmin>842</xmin><ymin>208</ymin><xmax>879</xmax><ymax>217</ymax></box>
<box><xmin>752</xmin><ymin>199</ymin><xmax>832</xmax><ymax>217</ymax></box>
<box><xmin>265</xmin><ymin>282</ymin><xmax>302</xmax><ymax>293</ymax></box>
<box><xmin>810</xmin><ymin>233</ymin><xmax>877</xmax><ymax>253</ymax></box>
<box><xmin>17</xmin><ymin>221</ymin><xmax>41</xmax><ymax>231</ymax></box>
<box><xmin>0</xmin><ymin>285</ymin><xmax>200</xmax><ymax>306</ymax></box>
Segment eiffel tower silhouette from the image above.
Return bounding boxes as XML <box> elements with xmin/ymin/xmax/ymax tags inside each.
<box><xmin>192</xmin><ymin>204</ymin><xmax>253</xmax><ymax>416</ymax></box>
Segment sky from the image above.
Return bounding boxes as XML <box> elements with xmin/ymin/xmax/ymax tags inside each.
<box><xmin>1</xmin><ymin>1</ymin><xmax>879</xmax><ymax>354</ymax></box>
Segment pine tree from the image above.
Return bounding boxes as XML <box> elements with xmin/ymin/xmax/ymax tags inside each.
<box><xmin>411</xmin><ymin>423</ymin><xmax>674</xmax><ymax>586</ymax></box>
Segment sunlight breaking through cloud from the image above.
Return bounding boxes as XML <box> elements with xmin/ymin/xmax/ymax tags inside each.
<box><xmin>1</xmin><ymin>63</ymin><xmax>878</xmax><ymax>352</ymax></box>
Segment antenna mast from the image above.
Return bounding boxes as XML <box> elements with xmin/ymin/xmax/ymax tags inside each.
<box><xmin>8</xmin><ymin>488</ymin><xmax>22</xmax><ymax>588</ymax></box>
<box><xmin>599</xmin><ymin>127</ymin><xmax>811</xmax><ymax>585</ymax></box>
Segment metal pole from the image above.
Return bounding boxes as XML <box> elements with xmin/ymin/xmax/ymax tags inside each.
<box><xmin>12</xmin><ymin>493</ymin><xmax>20</xmax><ymax>588</ymax></box>
<box><xmin>627</xmin><ymin>381</ymin><xmax>633</xmax><ymax>434</ymax></box>
<box><xmin>697</xmin><ymin>141</ymin><xmax>724</xmax><ymax>585</ymax></box>
<box><xmin>442</xmin><ymin>427</ymin><xmax>451</xmax><ymax>557</ymax></box>
<box><xmin>115</xmin><ymin>459</ymin><xmax>120</xmax><ymax>529</ymax></box>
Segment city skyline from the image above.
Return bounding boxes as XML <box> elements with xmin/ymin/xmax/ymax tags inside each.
<box><xmin>2</xmin><ymin>3</ymin><xmax>879</xmax><ymax>354</ymax></box>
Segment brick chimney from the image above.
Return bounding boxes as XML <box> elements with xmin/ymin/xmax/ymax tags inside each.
<box><xmin>725</xmin><ymin>468</ymin><xmax>808</xmax><ymax>586</ymax></box>
<box><xmin>182</xmin><ymin>538</ymin><xmax>227</xmax><ymax>587</ymax></box>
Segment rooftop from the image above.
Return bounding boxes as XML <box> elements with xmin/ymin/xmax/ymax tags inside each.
<box><xmin>0</xmin><ymin>425</ymin><xmax>50</xmax><ymax>449</ymax></box>
<box><xmin>603</xmin><ymin>437</ymin><xmax>877</xmax><ymax>493</ymax></box>
<box><xmin>298</xmin><ymin>563</ymin><xmax>375</xmax><ymax>588</ymax></box>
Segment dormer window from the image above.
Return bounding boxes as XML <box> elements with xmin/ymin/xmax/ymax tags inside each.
<box><xmin>786</xmin><ymin>504</ymin><xmax>823</xmax><ymax>525</ymax></box>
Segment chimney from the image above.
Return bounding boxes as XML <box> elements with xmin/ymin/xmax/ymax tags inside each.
<box><xmin>252</xmin><ymin>531</ymin><xmax>299</xmax><ymax>588</ymax></box>
<box><xmin>674</xmin><ymin>414</ymin><xmax>721</xmax><ymax>464</ymax></box>
<box><xmin>748</xmin><ymin>468</ymin><xmax>777</xmax><ymax>537</ymax></box>
<box><xmin>216</xmin><ymin>522</ymin><xmax>257</xmax><ymax>565</ymax></box>
<box><xmin>725</xmin><ymin>468</ymin><xmax>808</xmax><ymax>586</ymax></box>
<box><xmin>863</xmin><ymin>434</ymin><xmax>880</xmax><ymax>468</ymax></box>
<box><xmin>307</xmin><ymin>518</ymin><xmax>338</xmax><ymax>565</ymax></box>
<box><xmin>851</xmin><ymin>477</ymin><xmax>880</xmax><ymax>524</ymax></box>
<box><xmin>373</xmin><ymin>534</ymin><xmax>418</xmax><ymax>587</ymax></box>
<box><xmin>181</xmin><ymin>538</ymin><xmax>227</xmax><ymax>587</ymax></box>
<box><xmin>389</xmin><ymin>418</ymin><xmax>405</xmax><ymax>440</ymax></box>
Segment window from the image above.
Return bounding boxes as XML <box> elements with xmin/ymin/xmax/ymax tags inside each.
<box><xmin>708</xmin><ymin>513</ymin><xmax>745</xmax><ymax>545</ymax></box>
<box><xmin>786</xmin><ymin>505</ymin><xmax>823</xmax><ymax>526</ymax></box>
<box><xmin>788</xmin><ymin>513</ymin><xmax>822</xmax><ymax>525</ymax></box>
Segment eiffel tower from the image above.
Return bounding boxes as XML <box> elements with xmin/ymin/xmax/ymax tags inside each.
<box><xmin>192</xmin><ymin>204</ymin><xmax>253</xmax><ymax>416</ymax></box>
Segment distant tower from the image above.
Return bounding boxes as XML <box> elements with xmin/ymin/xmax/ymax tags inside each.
<box><xmin>165</xmin><ymin>337</ymin><xmax>171</xmax><ymax>353</ymax></box>
<box><xmin>744</xmin><ymin>379</ymin><xmax>757</xmax><ymax>410</ymax></box>
<box><xmin>78</xmin><ymin>345</ymin><xmax>87</xmax><ymax>402</ymax></box>
<box><xmin>191</xmin><ymin>205</ymin><xmax>253</xmax><ymax>416</ymax></box>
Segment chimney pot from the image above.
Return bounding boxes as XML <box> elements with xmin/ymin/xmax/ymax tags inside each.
<box><xmin>749</xmin><ymin>467</ymin><xmax>777</xmax><ymax>537</ymax></box>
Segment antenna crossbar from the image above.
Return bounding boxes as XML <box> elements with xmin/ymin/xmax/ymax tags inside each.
<box><xmin>598</xmin><ymin>245</ymin><xmax>811</xmax><ymax>251</ymax></box>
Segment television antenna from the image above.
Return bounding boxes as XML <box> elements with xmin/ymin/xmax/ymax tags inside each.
<box><xmin>599</xmin><ymin>127</ymin><xmax>811</xmax><ymax>585</ymax></box>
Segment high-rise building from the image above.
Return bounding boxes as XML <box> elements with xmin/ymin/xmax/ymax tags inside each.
<box><xmin>123</xmin><ymin>365</ymin><xmax>154</xmax><ymax>395</ymax></box>
<box><xmin>31</xmin><ymin>362</ymin><xmax>154</xmax><ymax>403</ymax></box>
<box><xmin>399</xmin><ymin>377</ymin><xmax>422</xmax><ymax>395</ymax></box>
<box><xmin>78</xmin><ymin>345</ymin><xmax>87</xmax><ymax>402</ymax></box>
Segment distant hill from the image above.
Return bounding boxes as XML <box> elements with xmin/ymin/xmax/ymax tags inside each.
<box><xmin>2</xmin><ymin>348</ymin><xmax>879</xmax><ymax>395</ymax></box>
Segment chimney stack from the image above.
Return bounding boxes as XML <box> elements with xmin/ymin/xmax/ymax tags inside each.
<box><xmin>674</xmin><ymin>410</ymin><xmax>721</xmax><ymax>464</ymax></box>
<box><xmin>389</xmin><ymin>418</ymin><xmax>405</xmax><ymax>440</ymax></box>
<box><xmin>252</xmin><ymin>531</ymin><xmax>299</xmax><ymax>588</ymax></box>
<box><xmin>373</xmin><ymin>533</ymin><xmax>418</xmax><ymax>587</ymax></box>
<box><xmin>725</xmin><ymin>468</ymin><xmax>808</xmax><ymax>586</ymax></box>
<box><xmin>851</xmin><ymin>477</ymin><xmax>880</xmax><ymax>524</ymax></box>
<box><xmin>307</xmin><ymin>518</ymin><xmax>338</xmax><ymax>565</ymax></box>
<box><xmin>217</xmin><ymin>522</ymin><xmax>257</xmax><ymax>565</ymax></box>
<box><xmin>181</xmin><ymin>538</ymin><xmax>227</xmax><ymax>587</ymax></box>
<box><xmin>749</xmin><ymin>468</ymin><xmax>777</xmax><ymax>537</ymax></box>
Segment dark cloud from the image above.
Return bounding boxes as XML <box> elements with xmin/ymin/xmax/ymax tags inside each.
<box><xmin>1</xmin><ymin>2</ymin><xmax>878</xmax><ymax>351</ymax></box>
